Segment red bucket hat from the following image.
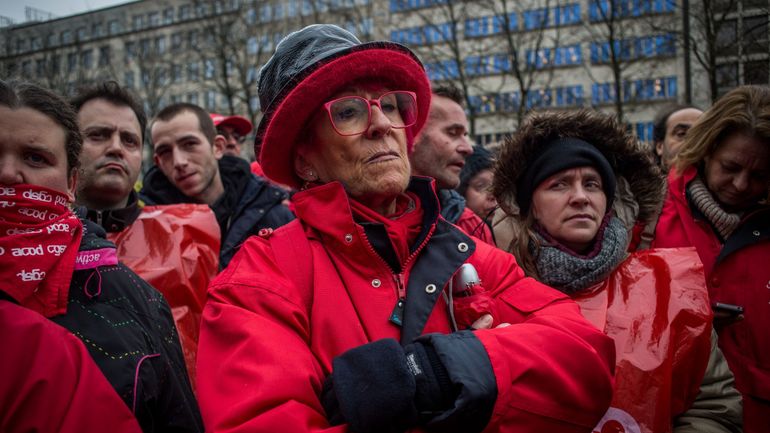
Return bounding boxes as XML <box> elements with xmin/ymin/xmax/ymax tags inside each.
<box><xmin>256</xmin><ymin>24</ymin><xmax>431</xmax><ymax>188</ymax></box>
<box><xmin>210</xmin><ymin>113</ymin><xmax>253</xmax><ymax>136</ymax></box>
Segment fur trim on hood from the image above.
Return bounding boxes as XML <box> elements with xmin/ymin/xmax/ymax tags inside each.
<box><xmin>493</xmin><ymin>109</ymin><xmax>665</xmax><ymax>231</ymax></box>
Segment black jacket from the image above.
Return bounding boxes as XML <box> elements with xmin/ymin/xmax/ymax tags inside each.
<box><xmin>51</xmin><ymin>218</ymin><xmax>203</xmax><ymax>433</ymax></box>
<box><xmin>140</xmin><ymin>155</ymin><xmax>294</xmax><ymax>267</ymax></box>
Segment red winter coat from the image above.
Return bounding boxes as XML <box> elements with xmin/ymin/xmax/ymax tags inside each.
<box><xmin>653</xmin><ymin>167</ymin><xmax>770</xmax><ymax>432</ymax></box>
<box><xmin>0</xmin><ymin>297</ymin><xmax>142</xmax><ymax>433</ymax></box>
<box><xmin>197</xmin><ymin>178</ymin><xmax>615</xmax><ymax>433</ymax></box>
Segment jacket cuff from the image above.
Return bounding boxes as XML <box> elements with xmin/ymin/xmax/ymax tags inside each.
<box><xmin>416</xmin><ymin>331</ymin><xmax>497</xmax><ymax>433</ymax></box>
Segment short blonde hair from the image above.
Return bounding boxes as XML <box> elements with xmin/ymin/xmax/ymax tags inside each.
<box><xmin>675</xmin><ymin>85</ymin><xmax>770</xmax><ymax>174</ymax></box>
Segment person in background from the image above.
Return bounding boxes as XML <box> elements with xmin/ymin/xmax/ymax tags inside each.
<box><xmin>457</xmin><ymin>144</ymin><xmax>497</xmax><ymax>224</ymax></box>
<box><xmin>210</xmin><ymin>112</ymin><xmax>252</xmax><ymax>158</ymax></box>
<box><xmin>71</xmin><ymin>82</ymin><xmax>220</xmax><ymax>385</ymax></box>
<box><xmin>141</xmin><ymin>103</ymin><xmax>293</xmax><ymax>268</ymax></box>
<box><xmin>492</xmin><ymin>109</ymin><xmax>742</xmax><ymax>433</ymax></box>
<box><xmin>653</xmin><ymin>85</ymin><xmax>770</xmax><ymax>432</ymax></box>
<box><xmin>196</xmin><ymin>24</ymin><xmax>614</xmax><ymax>433</ymax></box>
<box><xmin>410</xmin><ymin>84</ymin><xmax>495</xmax><ymax>243</ymax></box>
<box><xmin>653</xmin><ymin>104</ymin><xmax>703</xmax><ymax>170</ymax></box>
<box><xmin>0</xmin><ymin>79</ymin><xmax>202</xmax><ymax>433</ymax></box>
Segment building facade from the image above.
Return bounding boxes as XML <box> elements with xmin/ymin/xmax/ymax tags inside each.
<box><xmin>1</xmin><ymin>0</ymin><xmax>767</xmax><ymax>148</ymax></box>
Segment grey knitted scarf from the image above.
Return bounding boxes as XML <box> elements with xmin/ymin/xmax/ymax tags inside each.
<box><xmin>687</xmin><ymin>176</ymin><xmax>741</xmax><ymax>240</ymax></box>
<box><xmin>533</xmin><ymin>216</ymin><xmax>628</xmax><ymax>294</ymax></box>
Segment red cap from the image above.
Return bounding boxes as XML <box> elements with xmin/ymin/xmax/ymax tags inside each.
<box><xmin>210</xmin><ymin>113</ymin><xmax>253</xmax><ymax>136</ymax></box>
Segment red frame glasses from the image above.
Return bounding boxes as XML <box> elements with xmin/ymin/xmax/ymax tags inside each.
<box><xmin>322</xmin><ymin>90</ymin><xmax>417</xmax><ymax>136</ymax></box>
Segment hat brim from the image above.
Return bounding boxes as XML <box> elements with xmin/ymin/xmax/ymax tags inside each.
<box><xmin>258</xmin><ymin>44</ymin><xmax>431</xmax><ymax>188</ymax></box>
<box><xmin>217</xmin><ymin>116</ymin><xmax>253</xmax><ymax>136</ymax></box>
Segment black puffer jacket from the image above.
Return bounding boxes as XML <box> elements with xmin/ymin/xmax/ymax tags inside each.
<box><xmin>51</xmin><ymin>218</ymin><xmax>203</xmax><ymax>433</ymax></box>
<box><xmin>140</xmin><ymin>155</ymin><xmax>294</xmax><ymax>267</ymax></box>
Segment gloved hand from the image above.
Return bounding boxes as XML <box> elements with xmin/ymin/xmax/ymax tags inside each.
<box><xmin>321</xmin><ymin>338</ymin><xmax>454</xmax><ymax>433</ymax></box>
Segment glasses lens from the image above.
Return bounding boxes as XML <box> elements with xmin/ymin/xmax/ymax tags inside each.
<box><xmin>328</xmin><ymin>97</ymin><xmax>369</xmax><ymax>135</ymax></box>
<box><xmin>383</xmin><ymin>91</ymin><xmax>417</xmax><ymax>129</ymax></box>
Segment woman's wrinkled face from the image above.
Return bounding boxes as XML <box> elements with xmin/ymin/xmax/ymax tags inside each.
<box><xmin>531</xmin><ymin>166</ymin><xmax>607</xmax><ymax>253</ymax></box>
<box><xmin>295</xmin><ymin>87</ymin><xmax>411</xmax><ymax>201</ymax></box>
<box><xmin>704</xmin><ymin>132</ymin><xmax>769</xmax><ymax>210</ymax></box>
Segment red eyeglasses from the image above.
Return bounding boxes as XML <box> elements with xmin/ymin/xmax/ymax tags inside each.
<box><xmin>322</xmin><ymin>90</ymin><xmax>418</xmax><ymax>136</ymax></box>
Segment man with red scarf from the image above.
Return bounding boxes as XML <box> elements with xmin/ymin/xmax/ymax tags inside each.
<box><xmin>0</xmin><ymin>79</ymin><xmax>202</xmax><ymax>432</ymax></box>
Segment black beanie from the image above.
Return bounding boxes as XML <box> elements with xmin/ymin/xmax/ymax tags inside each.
<box><xmin>458</xmin><ymin>146</ymin><xmax>494</xmax><ymax>196</ymax></box>
<box><xmin>516</xmin><ymin>137</ymin><xmax>616</xmax><ymax>215</ymax></box>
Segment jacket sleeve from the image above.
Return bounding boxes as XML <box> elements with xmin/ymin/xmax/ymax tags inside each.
<box><xmin>197</xmin><ymin>241</ymin><xmax>345</xmax><ymax>433</ymax></box>
<box><xmin>469</xmin><ymin>243</ymin><xmax>617</xmax><ymax>433</ymax></box>
<box><xmin>0</xmin><ymin>301</ymin><xmax>142</xmax><ymax>433</ymax></box>
<box><xmin>674</xmin><ymin>329</ymin><xmax>743</xmax><ymax>433</ymax></box>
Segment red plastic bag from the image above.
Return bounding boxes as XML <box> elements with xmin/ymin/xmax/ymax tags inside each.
<box><xmin>108</xmin><ymin>204</ymin><xmax>220</xmax><ymax>390</ymax></box>
<box><xmin>574</xmin><ymin>248</ymin><xmax>712</xmax><ymax>433</ymax></box>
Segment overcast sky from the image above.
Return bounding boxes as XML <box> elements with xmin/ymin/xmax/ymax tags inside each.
<box><xmin>0</xmin><ymin>0</ymin><xmax>130</xmax><ymax>23</ymax></box>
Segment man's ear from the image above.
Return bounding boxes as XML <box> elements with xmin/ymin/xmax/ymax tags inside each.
<box><xmin>67</xmin><ymin>167</ymin><xmax>78</xmax><ymax>203</ymax></box>
<box><xmin>213</xmin><ymin>135</ymin><xmax>226</xmax><ymax>160</ymax></box>
<box><xmin>655</xmin><ymin>140</ymin><xmax>664</xmax><ymax>157</ymax></box>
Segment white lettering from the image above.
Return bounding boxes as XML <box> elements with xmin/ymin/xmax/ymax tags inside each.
<box><xmin>0</xmin><ymin>201</ymin><xmax>14</xmax><ymax>209</ymax></box>
<box><xmin>22</xmin><ymin>189</ymin><xmax>53</xmax><ymax>203</ymax></box>
<box><xmin>47</xmin><ymin>244</ymin><xmax>66</xmax><ymax>256</ymax></box>
<box><xmin>18</xmin><ymin>208</ymin><xmax>47</xmax><ymax>220</ymax></box>
<box><xmin>16</xmin><ymin>268</ymin><xmax>46</xmax><ymax>282</ymax></box>
<box><xmin>46</xmin><ymin>223</ymin><xmax>69</xmax><ymax>234</ymax></box>
<box><xmin>76</xmin><ymin>253</ymin><xmax>101</xmax><ymax>265</ymax></box>
<box><xmin>54</xmin><ymin>196</ymin><xmax>68</xmax><ymax>207</ymax></box>
<box><xmin>0</xmin><ymin>187</ymin><xmax>15</xmax><ymax>197</ymax></box>
<box><xmin>0</xmin><ymin>246</ymin><xmax>4</xmax><ymax>255</ymax></box>
<box><xmin>11</xmin><ymin>245</ymin><xmax>44</xmax><ymax>257</ymax></box>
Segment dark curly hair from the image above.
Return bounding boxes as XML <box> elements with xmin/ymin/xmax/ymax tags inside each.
<box><xmin>71</xmin><ymin>80</ymin><xmax>147</xmax><ymax>144</ymax></box>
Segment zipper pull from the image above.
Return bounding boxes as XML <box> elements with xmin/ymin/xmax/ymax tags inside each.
<box><xmin>389</xmin><ymin>273</ymin><xmax>406</xmax><ymax>327</ymax></box>
<box><xmin>389</xmin><ymin>298</ymin><xmax>405</xmax><ymax>327</ymax></box>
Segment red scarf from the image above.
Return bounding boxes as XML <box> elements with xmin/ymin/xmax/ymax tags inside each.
<box><xmin>350</xmin><ymin>192</ymin><xmax>424</xmax><ymax>266</ymax></box>
<box><xmin>0</xmin><ymin>184</ymin><xmax>83</xmax><ymax>317</ymax></box>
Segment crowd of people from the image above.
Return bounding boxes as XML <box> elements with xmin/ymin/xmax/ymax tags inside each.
<box><xmin>1</xmin><ymin>23</ymin><xmax>768</xmax><ymax>433</ymax></box>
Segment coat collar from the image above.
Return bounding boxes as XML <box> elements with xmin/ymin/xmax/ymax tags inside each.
<box><xmin>292</xmin><ymin>176</ymin><xmax>441</xmax><ymax>243</ymax></box>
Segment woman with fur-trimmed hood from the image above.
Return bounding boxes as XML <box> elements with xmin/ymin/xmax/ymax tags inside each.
<box><xmin>492</xmin><ymin>109</ymin><xmax>742</xmax><ymax>433</ymax></box>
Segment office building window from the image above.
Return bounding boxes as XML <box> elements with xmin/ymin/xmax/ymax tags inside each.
<box><xmin>99</xmin><ymin>46</ymin><xmax>111</xmax><ymax>66</ymax></box>
<box><xmin>108</xmin><ymin>20</ymin><xmax>121</xmax><ymax>35</ymax></box>
<box><xmin>163</xmin><ymin>7</ymin><xmax>174</xmax><ymax>24</ymax></box>
<box><xmin>148</xmin><ymin>12</ymin><xmax>160</xmax><ymax>27</ymax></box>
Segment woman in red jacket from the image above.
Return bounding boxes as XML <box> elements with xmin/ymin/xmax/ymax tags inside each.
<box><xmin>653</xmin><ymin>85</ymin><xmax>770</xmax><ymax>432</ymax></box>
<box><xmin>491</xmin><ymin>109</ymin><xmax>742</xmax><ymax>433</ymax></box>
<box><xmin>196</xmin><ymin>24</ymin><xmax>615</xmax><ymax>433</ymax></box>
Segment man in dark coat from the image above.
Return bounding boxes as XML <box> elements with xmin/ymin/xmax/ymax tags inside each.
<box><xmin>141</xmin><ymin>103</ymin><xmax>294</xmax><ymax>268</ymax></box>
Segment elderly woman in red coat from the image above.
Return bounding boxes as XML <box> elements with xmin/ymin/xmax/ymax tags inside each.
<box><xmin>653</xmin><ymin>85</ymin><xmax>770</xmax><ymax>432</ymax></box>
<box><xmin>195</xmin><ymin>24</ymin><xmax>615</xmax><ymax>433</ymax></box>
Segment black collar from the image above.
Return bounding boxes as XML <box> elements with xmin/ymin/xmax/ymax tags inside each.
<box><xmin>82</xmin><ymin>191</ymin><xmax>143</xmax><ymax>233</ymax></box>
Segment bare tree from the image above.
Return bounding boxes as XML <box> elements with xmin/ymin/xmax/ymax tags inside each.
<box><xmin>476</xmin><ymin>0</ymin><xmax>563</xmax><ymax>127</ymax></box>
<box><xmin>122</xmin><ymin>34</ymin><xmax>174</xmax><ymax>118</ymax></box>
<box><xmin>684</xmin><ymin>0</ymin><xmax>768</xmax><ymax>101</ymax></box>
<box><xmin>394</xmin><ymin>0</ymin><xmax>485</xmax><ymax>135</ymax></box>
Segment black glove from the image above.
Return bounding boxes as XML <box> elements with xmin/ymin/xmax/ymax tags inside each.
<box><xmin>320</xmin><ymin>338</ymin><xmax>454</xmax><ymax>433</ymax></box>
